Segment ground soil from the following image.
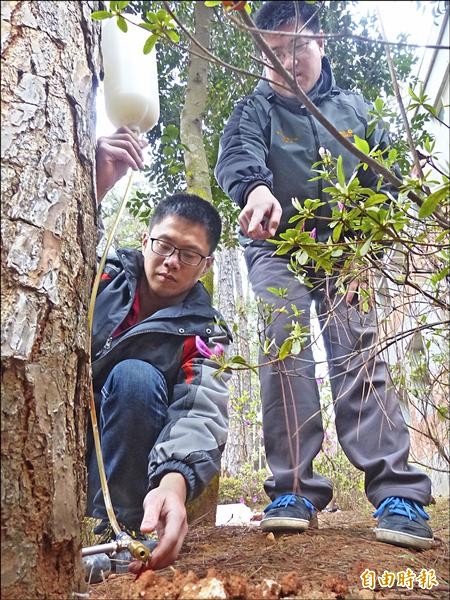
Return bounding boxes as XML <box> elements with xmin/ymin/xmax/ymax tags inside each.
<box><xmin>88</xmin><ymin>498</ymin><xmax>448</xmax><ymax>600</ymax></box>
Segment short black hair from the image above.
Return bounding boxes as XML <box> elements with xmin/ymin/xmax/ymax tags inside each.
<box><xmin>149</xmin><ymin>193</ymin><xmax>222</xmax><ymax>253</ymax></box>
<box><xmin>254</xmin><ymin>1</ymin><xmax>321</xmax><ymax>33</ymax></box>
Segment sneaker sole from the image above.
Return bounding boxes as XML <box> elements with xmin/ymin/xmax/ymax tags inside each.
<box><xmin>374</xmin><ymin>527</ymin><xmax>433</xmax><ymax>550</ymax></box>
<box><xmin>260</xmin><ymin>517</ymin><xmax>310</xmax><ymax>532</ymax></box>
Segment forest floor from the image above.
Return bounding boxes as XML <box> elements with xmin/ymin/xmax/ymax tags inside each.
<box><xmin>88</xmin><ymin>497</ymin><xmax>448</xmax><ymax>600</ymax></box>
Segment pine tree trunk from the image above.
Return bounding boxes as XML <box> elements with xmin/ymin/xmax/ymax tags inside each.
<box><xmin>180</xmin><ymin>1</ymin><xmax>219</xmax><ymax>523</ymax></box>
<box><xmin>1</xmin><ymin>2</ymin><xmax>100</xmax><ymax>597</ymax></box>
<box><xmin>180</xmin><ymin>1</ymin><xmax>211</xmax><ymax>200</ymax></box>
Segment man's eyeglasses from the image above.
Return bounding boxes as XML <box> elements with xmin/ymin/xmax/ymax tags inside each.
<box><xmin>150</xmin><ymin>238</ymin><xmax>211</xmax><ymax>266</ymax></box>
<box><xmin>271</xmin><ymin>39</ymin><xmax>312</xmax><ymax>63</ymax></box>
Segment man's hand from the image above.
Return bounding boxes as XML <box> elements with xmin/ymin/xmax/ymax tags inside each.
<box><xmin>130</xmin><ymin>472</ymin><xmax>188</xmax><ymax>571</ymax></box>
<box><xmin>345</xmin><ymin>269</ymin><xmax>373</xmax><ymax>313</ymax></box>
<box><xmin>239</xmin><ymin>185</ymin><xmax>282</xmax><ymax>240</ymax></box>
<box><xmin>96</xmin><ymin>127</ymin><xmax>147</xmax><ymax>202</ymax></box>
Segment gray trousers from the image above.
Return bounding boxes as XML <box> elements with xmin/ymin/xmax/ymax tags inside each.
<box><xmin>245</xmin><ymin>245</ymin><xmax>432</xmax><ymax>510</ymax></box>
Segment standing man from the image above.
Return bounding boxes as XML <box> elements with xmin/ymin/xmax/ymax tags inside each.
<box><xmin>87</xmin><ymin>128</ymin><xmax>231</xmax><ymax>570</ymax></box>
<box><xmin>215</xmin><ymin>1</ymin><xmax>433</xmax><ymax>549</ymax></box>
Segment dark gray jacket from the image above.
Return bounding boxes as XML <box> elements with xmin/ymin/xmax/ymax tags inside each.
<box><xmin>91</xmin><ymin>248</ymin><xmax>231</xmax><ymax>501</ymax></box>
<box><xmin>215</xmin><ymin>57</ymin><xmax>396</xmax><ymax>243</ymax></box>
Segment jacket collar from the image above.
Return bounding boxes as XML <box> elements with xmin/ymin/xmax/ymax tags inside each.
<box><xmin>255</xmin><ymin>55</ymin><xmax>336</xmax><ymax>108</ymax></box>
<box><xmin>117</xmin><ymin>247</ymin><xmax>228</xmax><ymax>326</ymax></box>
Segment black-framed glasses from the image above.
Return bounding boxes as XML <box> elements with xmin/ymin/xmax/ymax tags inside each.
<box><xmin>150</xmin><ymin>238</ymin><xmax>210</xmax><ymax>266</ymax></box>
<box><xmin>272</xmin><ymin>39</ymin><xmax>312</xmax><ymax>63</ymax></box>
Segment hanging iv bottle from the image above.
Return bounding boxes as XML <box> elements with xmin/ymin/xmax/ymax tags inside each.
<box><xmin>101</xmin><ymin>14</ymin><xmax>160</xmax><ymax>134</ymax></box>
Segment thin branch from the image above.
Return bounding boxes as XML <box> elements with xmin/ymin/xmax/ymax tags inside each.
<box><xmin>230</xmin><ymin>21</ymin><xmax>450</xmax><ymax>51</ymax></box>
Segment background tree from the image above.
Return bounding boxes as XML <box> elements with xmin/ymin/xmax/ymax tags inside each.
<box><xmin>1</xmin><ymin>1</ymin><xmax>100</xmax><ymax>598</ymax></box>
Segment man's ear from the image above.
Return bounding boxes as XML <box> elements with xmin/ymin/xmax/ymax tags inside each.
<box><xmin>142</xmin><ymin>231</ymin><xmax>149</xmax><ymax>253</ymax></box>
<box><xmin>318</xmin><ymin>29</ymin><xmax>325</xmax><ymax>56</ymax></box>
<box><xmin>202</xmin><ymin>255</ymin><xmax>214</xmax><ymax>275</ymax></box>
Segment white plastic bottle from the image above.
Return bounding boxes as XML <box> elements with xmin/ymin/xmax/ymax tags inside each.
<box><xmin>101</xmin><ymin>14</ymin><xmax>160</xmax><ymax>134</ymax></box>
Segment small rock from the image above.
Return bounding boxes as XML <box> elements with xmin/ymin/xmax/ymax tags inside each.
<box><xmin>266</xmin><ymin>532</ymin><xmax>276</xmax><ymax>543</ymax></box>
<box><xmin>180</xmin><ymin>577</ymin><xmax>227</xmax><ymax>599</ymax></box>
<box><xmin>347</xmin><ymin>587</ymin><xmax>376</xmax><ymax>599</ymax></box>
<box><xmin>250</xmin><ymin>579</ymin><xmax>281</xmax><ymax>599</ymax></box>
<box><xmin>280</xmin><ymin>571</ymin><xmax>301</xmax><ymax>595</ymax></box>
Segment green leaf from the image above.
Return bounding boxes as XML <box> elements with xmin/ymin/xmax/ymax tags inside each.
<box><xmin>140</xmin><ymin>22</ymin><xmax>157</xmax><ymax>32</ymax></box>
<box><xmin>116</xmin><ymin>15</ymin><xmax>127</xmax><ymax>32</ymax></box>
<box><xmin>164</xmin><ymin>123</ymin><xmax>179</xmax><ymax>138</ymax></box>
<box><xmin>388</xmin><ymin>148</ymin><xmax>398</xmax><ymax>162</ymax></box>
<box><xmin>156</xmin><ymin>9</ymin><xmax>168</xmax><ymax>22</ymax></box>
<box><xmin>353</xmin><ymin>134</ymin><xmax>370</xmax><ymax>155</ymax></box>
<box><xmin>408</xmin><ymin>87</ymin><xmax>421</xmax><ymax>102</ymax></box>
<box><xmin>167</xmin><ymin>29</ymin><xmax>180</xmax><ymax>43</ymax></box>
<box><xmin>143</xmin><ymin>34</ymin><xmax>158</xmax><ymax>54</ymax></box>
<box><xmin>146</xmin><ymin>11</ymin><xmax>158</xmax><ymax>23</ymax></box>
<box><xmin>263</xmin><ymin>338</ymin><xmax>275</xmax><ymax>355</ymax></box>
<box><xmin>294</xmin><ymin>251</ymin><xmax>310</xmax><ymax>265</ymax></box>
<box><xmin>374</xmin><ymin>97</ymin><xmax>384</xmax><ymax>112</ymax></box>
<box><xmin>109</xmin><ymin>0</ymin><xmax>118</xmax><ymax>11</ymax></box>
<box><xmin>278</xmin><ymin>339</ymin><xmax>293</xmax><ymax>361</ymax></box>
<box><xmin>437</xmin><ymin>405</ymin><xmax>448</xmax><ymax>421</ymax></box>
<box><xmin>117</xmin><ymin>0</ymin><xmax>130</xmax><ymax>9</ymax></box>
<box><xmin>365</xmin><ymin>193</ymin><xmax>387</xmax><ymax>207</ymax></box>
<box><xmin>332</xmin><ymin>222</ymin><xmax>343</xmax><ymax>242</ymax></box>
<box><xmin>204</xmin><ymin>0</ymin><xmax>223</xmax><ymax>5</ymax></box>
<box><xmin>431</xmin><ymin>266</ymin><xmax>449</xmax><ymax>285</ymax></box>
<box><xmin>418</xmin><ymin>186</ymin><xmax>449</xmax><ymax>218</ymax></box>
<box><xmin>336</xmin><ymin>155</ymin><xmax>345</xmax><ymax>188</ymax></box>
<box><xmin>291</xmin><ymin>339</ymin><xmax>303</xmax><ymax>355</ymax></box>
<box><xmin>359</xmin><ymin>236</ymin><xmax>372</xmax><ymax>257</ymax></box>
<box><xmin>267</xmin><ymin>287</ymin><xmax>288</xmax><ymax>298</ymax></box>
<box><xmin>91</xmin><ymin>10</ymin><xmax>113</xmax><ymax>20</ymax></box>
<box><xmin>230</xmin><ymin>355</ymin><xmax>249</xmax><ymax>366</ymax></box>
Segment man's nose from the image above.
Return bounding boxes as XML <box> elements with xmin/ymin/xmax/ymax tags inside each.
<box><xmin>163</xmin><ymin>249</ymin><xmax>182</xmax><ymax>268</ymax></box>
<box><xmin>285</xmin><ymin>52</ymin><xmax>299</xmax><ymax>70</ymax></box>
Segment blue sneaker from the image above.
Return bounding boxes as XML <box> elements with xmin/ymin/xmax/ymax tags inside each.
<box><xmin>261</xmin><ymin>494</ymin><xmax>315</xmax><ymax>532</ymax></box>
<box><xmin>373</xmin><ymin>497</ymin><xmax>434</xmax><ymax>550</ymax></box>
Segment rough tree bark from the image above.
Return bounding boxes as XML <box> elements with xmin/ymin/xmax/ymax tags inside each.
<box><xmin>179</xmin><ymin>1</ymin><xmax>211</xmax><ymax>201</ymax></box>
<box><xmin>179</xmin><ymin>0</ymin><xmax>219</xmax><ymax>524</ymax></box>
<box><xmin>1</xmin><ymin>2</ymin><xmax>100</xmax><ymax>598</ymax></box>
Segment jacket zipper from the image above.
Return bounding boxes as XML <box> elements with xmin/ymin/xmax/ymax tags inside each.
<box><xmin>96</xmin><ymin>327</ymin><xmax>195</xmax><ymax>364</ymax></box>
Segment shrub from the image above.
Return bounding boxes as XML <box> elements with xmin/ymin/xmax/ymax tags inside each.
<box><xmin>314</xmin><ymin>448</ymin><xmax>366</xmax><ymax>511</ymax></box>
<box><xmin>219</xmin><ymin>464</ymin><xmax>268</xmax><ymax>507</ymax></box>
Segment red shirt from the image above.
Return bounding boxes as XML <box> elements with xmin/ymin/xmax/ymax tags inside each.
<box><xmin>113</xmin><ymin>287</ymin><xmax>141</xmax><ymax>337</ymax></box>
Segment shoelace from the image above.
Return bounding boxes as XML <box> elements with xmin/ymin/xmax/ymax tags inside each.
<box><xmin>265</xmin><ymin>493</ymin><xmax>315</xmax><ymax>513</ymax></box>
<box><xmin>373</xmin><ymin>497</ymin><xmax>430</xmax><ymax>521</ymax></box>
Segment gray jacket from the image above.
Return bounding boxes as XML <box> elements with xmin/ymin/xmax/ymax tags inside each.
<box><xmin>215</xmin><ymin>57</ymin><xmax>396</xmax><ymax>243</ymax></box>
<box><xmin>91</xmin><ymin>248</ymin><xmax>231</xmax><ymax>501</ymax></box>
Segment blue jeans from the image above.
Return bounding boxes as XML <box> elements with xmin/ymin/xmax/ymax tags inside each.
<box><xmin>87</xmin><ymin>359</ymin><xmax>169</xmax><ymax>529</ymax></box>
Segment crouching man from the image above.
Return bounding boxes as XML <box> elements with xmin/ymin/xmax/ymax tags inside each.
<box><xmin>87</xmin><ymin>128</ymin><xmax>231</xmax><ymax>570</ymax></box>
